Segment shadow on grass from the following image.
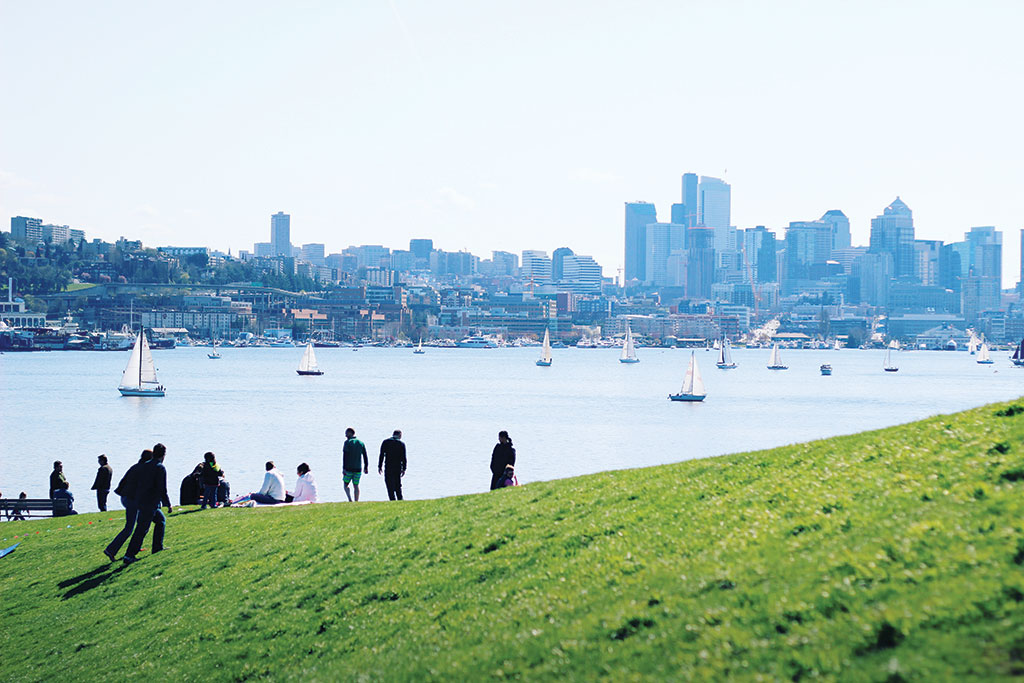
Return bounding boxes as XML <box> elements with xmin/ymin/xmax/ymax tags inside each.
<box><xmin>59</xmin><ymin>563</ymin><xmax>125</xmax><ymax>599</ymax></box>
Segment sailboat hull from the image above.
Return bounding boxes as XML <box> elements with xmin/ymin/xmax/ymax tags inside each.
<box><xmin>668</xmin><ymin>393</ymin><xmax>706</xmax><ymax>402</ymax></box>
<box><xmin>297</xmin><ymin>370</ymin><xmax>324</xmax><ymax>376</ymax></box>
<box><xmin>619</xmin><ymin>358</ymin><xmax>640</xmax><ymax>364</ymax></box>
<box><xmin>716</xmin><ymin>363</ymin><xmax>737</xmax><ymax>369</ymax></box>
<box><xmin>767</xmin><ymin>365</ymin><xmax>788</xmax><ymax>370</ymax></box>
<box><xmin>119</xmin><ymin>388</ymin><xmax>165</xmax><ymax>397</ymax></box>
<box><xmin>977</xmin><ymin>360</ymin><xmax>994</xmax><ymax>364</ymax></box>
<box><xmin>536</xmin><ymin>360</ymin><xmax>552</xmax><ymax>367</ymax></box>
<box><xmin>883</xmin><ymin>368</ymin><xmax>899</xmax><ymax>372</ymax></box>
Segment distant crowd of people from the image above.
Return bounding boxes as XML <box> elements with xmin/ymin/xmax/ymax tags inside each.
<box><xmin>3</xmin><ymin>429</ymin><xmax>521</xmax><ymax>563</ymax></box>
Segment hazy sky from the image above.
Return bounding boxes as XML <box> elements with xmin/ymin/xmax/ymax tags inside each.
<box><xmin>2</xmin><ymin>1</ymin><xmax>1022</xmax><ymax>284</ymax></box>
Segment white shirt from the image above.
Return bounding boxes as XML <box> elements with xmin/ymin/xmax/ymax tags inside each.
<box><xmin>291</xmin><ymin>472</ymin><xmax>319</xmax><ymax>503</ymax></box>
<box><xmin>258</xmin><ymin>468</ymin><xmax>286</xmax><ymax>500</ymax></box>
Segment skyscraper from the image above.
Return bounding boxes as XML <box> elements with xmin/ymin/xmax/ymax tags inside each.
<box><xmin>562</xmin><ymin>255</ymin><xmax>603</xmax><ymax>293</ymax></box>
<box><xmin>821</xmin><ymin>210</ymin><xmax>851</xmax><ymax>250</ymax></box>
<box><xmin>271</xmin><ymin>212</ymin><xmax>291</xmax><ymax>256</ymax></box>
<box><xmin>686</xmin><ymin>226</ymin><xmax>716</xmax><ymax>300</ymax></box>
<box><xmin>521</xmin><ymin>250</ymin><xmax>553</xmax><ymax>282</ymax></box>
<box><xmin>742</xmin><ymin>226</ymin><xmax>777</xmax><ymax>284</ymax></box>
<box><xmin>11</xmin><ymin>216</ymin><xmax>43</xmax><ymax>243</ymax></box>
<box><xmin>913</xmin><ymin>240</ymin><xmax>943</xmax><ymax>287</ymax></box>
<box><xmin>698</xmin><ymin>176</ymin><xmax>733</xmax><ymax>255</ymax></box>
<box><xmin>551</xmin><ymin>247</ymin><xmax>575</xmax><ymax>281</ymax></box>
<box><xmin>682</xmin><ymin>173</ymin><xmax>698</xmax><ymax>228</ymax></box>
<box><xmin>624</xmin><ymin>201</ymin><xmax>657</xmax><ymax>283</ymax></box>
<box><xmin>869</xmin><ymin>198</ymin><xmax>915</xmax><ymax>281</ymax></box>
<box><xmin>644</xmin><ymin>223</ymin><xmax>685</xmax><ymax>286</ymax></box>
<box><xmin>784</xmin><ymin>220</ymin><xmax>833</xmax><ymax>283</ymax></box>
<box><xmin>964</xmin><ymin>226</ymin><xmax>1002</xmax><ymax>282</ymax></box>
<box><xmin>409</xmin><ymin>239</ymin><xmax>433</xmax><ymax>260</ymax></box>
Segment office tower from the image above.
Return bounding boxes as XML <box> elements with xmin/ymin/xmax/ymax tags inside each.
<box><xmin>697</xmin><ymin>176</ymin><xmax>733</xmax><ymax>257</ymax></box>
<box><xmin>521</xmin><ymin>250</ymin><xmax>553</xmax><ymax>281</ymax></box>
<box><xmin>853</xmin><ymin>252</ymin><xmax>893</xmax><ymax>306</ymax></box>
<box><xmin>869</xmin><ymin>198</ymin><xmax>915</xmax><ymax>280</ymax></box>
<box><xmin>562</xmin><ymin>255</ymin><xmax>603</xmax><ymax>293</ymax></box>
<box><xmin>742</xmin><ymin>226</ymin><xmax>777</xmax><ymax>283</ymax></box>
<box><xmin>491</xmin><ymin>251</ymin><xmax>519</xmax><ymax>276</ymax></box>
<box><xmin>552</xmin><ymin>247</ymin><xmax>575</xmax><ymax>281</ymax></box>
<box><xmin>390</xmin><ymin>250</ymin><xmax>415</xmax><ymax>272</ymax></box>
<box><xmin>821</xmin><ymin>210</ymin><xmax>851</xmax><ymax>250</ymax></box>
<box><xmin>914</xmin><ymin>240</ymin><xmax>943</xmax><ymax>286</ymax></box>
<box><xmin>40</xmin><ymin>224</ymin><xmax>71</xmax><ymax>244</ymax></box>
<box><xmin>409</xmin><ymin>239</ymin><xmax>433</xmax><ymax>260</ymax></box>
<box><xmin>784</xmin><ymin>220</ymin><xmax>833</xmax><ymax>282</ymax></box>
<box><xmin>939</xmin><ymin>243</ymin><xmax>963</xmax><ymax>292</ymax></box>
<box><xmin>270</xmin><ymin>212</ymin><xmax>291</xmax><ymax>256</ymax></box>
<box><xmin>11</xmin><ymin>216</ymin><xmax>43</xmax><ymax>243</ymax></box>
<box><xmin>350</xmin><ymin>245</ymin><xmax>391</xmax><ymax>269</ymax></box>
<box><xmin>300</xmin><ymin>243</ymin><xmax>325</xmax><ymax>265</ymax></box>
<box><xmin>961</xmin><ymin>275</ymin><xmax>1000</xmax><ymax>321</ymax></box>
<box><xmin>624</xmin><ymin>201</ymin><xmax>658</xmax><ymax>282</ymax></box>
<box><xmin>644</xmin><ymin>223</ymin><xmax>686</xmax><ymax>286</ymax></box>
<box><xmin>686</xmin><ymin>226</ymin><xmax>716</xmax><ymax>300</ymax></box>
<box><xmin>254</xmin><ymin>242</ymin><xmax>274</xmax><ymax>258</ymax></box>
<box><xmin>682</xmin><ymin>173</ymin><xmax>699</xmax><ymax>228</ymax></box>
<box><xmin>964</xmin><ymin>226</ymin><xmax>1002</xmax><ymax>282</ymax></box>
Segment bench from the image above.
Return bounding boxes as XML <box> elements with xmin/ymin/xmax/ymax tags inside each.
<box><xmin>0</xmin><ymin>498</ymin><xmax>71</xmax><ymax>520</ymax></box>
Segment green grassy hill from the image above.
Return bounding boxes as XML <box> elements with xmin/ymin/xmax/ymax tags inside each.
<box><xmin>3</xmin><ymin>401</ymin><xmax>1024</xmax><ymax>681</ymax></box>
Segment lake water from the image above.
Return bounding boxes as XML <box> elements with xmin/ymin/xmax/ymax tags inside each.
<box><xmin>1</xmin><ymin>345</ymin><xmax>1021</xmax><ymax>512</ymax></box>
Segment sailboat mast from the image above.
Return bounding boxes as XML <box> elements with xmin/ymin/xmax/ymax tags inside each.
<box><xmin>139</xmin><ymin>329</ymin><xmax>144</xmax><ymax>385</ymax></box>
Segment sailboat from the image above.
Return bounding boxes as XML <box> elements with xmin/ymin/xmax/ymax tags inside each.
<box><xmin>536</xmin><ymin>329</ymin><xmax>553</xmax><ymax>367</ymax></box>
<box><xmin>414</xmin><ymin>337</ymin><xmax>425</xmax><ymax>354</ymax></box>
<box><xmin>118</xmin><ymin>331</ymin><xmax>165</xmax><ymax>397</ymax></box>
<box><xmin>967</xmin><ymin>333</ymin><xmax>979</xmax><ymax>355</ymax></box>
<box><xmin>619</xmin><ymin>326</ymin><xmax>639</xmax><ymax>364</ymax></box>
<box><xmin>297</xmin><ymin>342</ymin><xmax>324</xmax><ymax>376</ymax></box>
<box><xmin>883</xmin><ymin>341</ymin><xmax>899</xmax><ymax>372</ymax></box>
<box><xmin>669</xmin><ymin>351</ymin><xmax>707</xmax><ymax>401</ymax></box>
<box><xmin>833</xmin><ymin>338</ymin><xmax>843</xmax><ymax>351</ymax></box>
<box><xmin>207</xmin><ymin>338</ymin><xmax>221</xmax><ymax>359</ymax></box>
<box><xmin>977</xmin><ymin>342</ymin><xmax>994</xmax><ymax>364</ymax></box>
<box><xmin>1012</xmin><ymin>339</ymin><xmax>1024</xmax><ymax>367</ymax></box>
<box><xmin>716</xmin><ymin>339</ymin><xmax>737</xmax><ymax>369</ymax></box>
<box><xmin>767</xmin><ymin>343</ymin><xmax>787</xmax><ymax>370</ymax></box>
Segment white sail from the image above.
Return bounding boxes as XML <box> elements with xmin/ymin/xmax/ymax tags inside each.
<box><xmin>717</xmin><ymin>341</ymin><xmax>726</xmax><ymax>365</ymax></box>
<box><xmin>119</xmin><ymin>332</ymin><xmax>160</xmax><ymax>390</ymax></box>
<box><xmin>978</xmin><ymin>342</ymin><xmax>991</xmax><ymax>362</ymax></box>
<box><xmin>299</xmin><ymin>342</ymin><xmax>320</xmax><ymax>373</ymax></box>
<box><xmin>883</xmin><ymin>347</ymin><xmax>897</xmax><ymax>370</ymax></box>
<box><xmin>718</xmin><ymin>339</ymin><xmax>734</xmax><ymax>365</ymax></box>
<box><xmin>680</xmin><ymin>351</ymin><xmax>706</xmax><ymax>396</ymax></box>
<box><xmin>417</xmin><ymin>337</ymin><xmax>423</xmax><ymax>352</ymax></box>
<box><xmin>540</xmin><ymin>329</ymin><xmax>552</xmax><ymax>363</ymax></box>
<box><xmin>621</xmin><ymin>327</ymin><xmax>637</xmax><ymax>361</ymax></box>
<box><xmin>769</xmin><ymin>344</ymin><xmax>782</xmax><ymax>367</ymax></box>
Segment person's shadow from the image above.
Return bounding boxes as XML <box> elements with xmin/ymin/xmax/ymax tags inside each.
<box><xmin>58</xmin><ymin>564</ymin><xmax>124</xmax><ymax>599</ymax></box>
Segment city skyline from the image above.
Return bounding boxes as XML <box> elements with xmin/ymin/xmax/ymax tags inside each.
<box><xmin>2</xmin><ymin>2</ymin><xmax>1022</xmax><ymax>285</ymax></box>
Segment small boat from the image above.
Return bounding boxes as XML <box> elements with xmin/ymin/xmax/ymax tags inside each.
<box><xmin>118</xmin><ymin>331</ymin><xmax>165</xmax><ymax>397</ymax></box>
<box><xmin>833</xmin><ymin>339</ymin><xmax>843</xmax><ymax>351</ymax></box>
<box><xmin>820</xmin><ymin>364</ymin><xmax>832</xmax><ymax>375</ymax></box>
<box><xmin>977</xmin><ymin>342</ymin><xmax>994</xmax><ymax>364</ymax></box>
<box><xmin>716</xmin><ymin>339</ymin><xmax>737</xmax><ymax>369</ymax></box>
<box><xmin>207</xmin><ymin>339</ymin><xmax>221</xmax><ymax>359</ymax></box>
<box><xmin>967</xmin><ymin>333</ymin><xmax>979</xmax><ymax>355</ymax></box>
<box><xmin>536</xmin><ymin>329</ymin><xmax>553</xmax><ymax>367</ymax></box>
<box><xmin>767</xmin><ymin>343</ymin><xmax>787</xmax><ymax>370</ymax></box>
<box><xmin>457</xmin><ymin>335</ymin><xmax>498</xmax><ymax>348</ymax></box>
<box><xmin>1012</xmin><ymin>339</ymin><xmax>1024</xmax><ymax>367</ymax></box>
<box><xmin>414</xmin><ymin>337</ymin><xmax>425</xmax><ymax>354</ymax></box>
<box><xmin>669</xmin><ymin>351</ymin><xmax>706</xmax><ymax>402</ymax></box>
<box><xmin>619</xmin><ymin>326</ymin><xmax>640</xmax><ymax>364</ymax></box>
<box><xmin>883</xmin><ymin>342</ymin><xmax>899</xmax><ymax>372</ymax></box>
<box><xmin>297</xmin><ymin>342</ymin><xmax>324</xmax><ymax>376</ymax></box>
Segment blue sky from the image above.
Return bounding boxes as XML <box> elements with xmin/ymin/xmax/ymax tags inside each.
<box><xmin>2</xmin><ymin>1</ymin><xmax>1022</xmax><ymax>284</ymax></box>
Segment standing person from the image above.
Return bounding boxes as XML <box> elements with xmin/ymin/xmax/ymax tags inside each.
<box><xmin>49</xmin><ymin>461</ymin><xmax>67</xmax><ymax>499</ymax></box>
<box><xmin>104</xmin><ymin>449</ymin><xmax>152</xmax><ymax>562</ymax></box>
<box><xmin>341</xmin><ymin>427</ymin><xmax>368</xmax><ymax>502</ymax></box>
<box><xmin>91</xmin><ymin>454</ymin><xmax>113</xmax><ymax>512</ymax></box>
<box><xmin>378</xmin><ymin>429</ymin><xmax>407</xmax><ymax>501</ymax></box>
<box><xmin>248</xmin><ymin>462</ymin><xmax>286</xmax><ymax>505</ymax></box>
<box><xmin>123</xmin><ymin>443</ymin><xmax>172</xmax><ymax>564</ymax></box>
<box><xmin>290</xmin><ymin>463</ymin><xmax>319</xmax><ymax>503</ymax></box>
<box><xmin>489</xmin><ymin>430</ymin><xmax>516</xmax><ymax>490</ymax></box>
<box><xmin>199</xmin><ymin>452</ymin><xmax>222</xmax><ymax>510</ymax></box>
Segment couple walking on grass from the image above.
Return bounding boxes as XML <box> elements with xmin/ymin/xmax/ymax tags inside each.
<box><xmin>103</xmin><ymin>443</ymin><xmax>171</xmax><ymax>564</ymax></box>
<box><xmin>342</xmin><ymin>427</ymin><xmax>408</xmax><ymax>502</ymax></box>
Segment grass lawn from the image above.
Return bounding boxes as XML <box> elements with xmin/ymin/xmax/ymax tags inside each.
<box><xmin>2</xmin><ymin>400</ymin><xmax>1023</xmax><ymax>681</ymax></box>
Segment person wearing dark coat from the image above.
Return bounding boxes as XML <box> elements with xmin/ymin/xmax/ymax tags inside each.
<box><xmin>105</xmin><ymin>449</ymin><xmax>153</xmax><ymax>561</ymax></box>
<box><xmin>378</xmin><ymin>430</ymin><xmax>408</xmax><ymax>501</ymax></box>
<box><xmin>489</xmin><ymin>430</ymin><xmax>516</xmax><ymax>491</ymax></box>
<box><xmin>180</xmin><ymin>463</ymin><xmax>203</xmax><ymax>506</ymax></box>
<box><xmin>49</xmin><ymin>461</ymin><xmax>67</xmax><ymax>499</ymax></box>
<box><xmin>91</xmin><ymin>454</ymin><xmax>114</xmax><ymax>512</ymax></box>
<box><xmin>123</xmin><ymin>443</ymin><xmax>172</xmax><ymax>564</ymax></box>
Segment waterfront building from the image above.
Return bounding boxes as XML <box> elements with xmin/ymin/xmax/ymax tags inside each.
<box><xmin>821</xmin><ymin>210</ymin><xmax>851</xmax><ymax>251</ymax></box>
<box><xmin>271</xmin><ymin>211</ymin><xmax>291</xmax><ymax>256</ymax></box>
<box><xmin>912</xmin><ymin>322</ymin><xmax>969</xmax><ymax>350</ymax></box>
<box><xmin>624</xmin><ymin>201</ymin><xmax>658</xmax><ymax>283</ymax></box>
<box><xmin>11</xmin><ymin>216</ymin><xmax>43</xmax><ymax>244</ymax></box>
<box><xmin>869</xmin><ymin>197</ymin><xmax>916</xmax><ymax>281</ymax></box>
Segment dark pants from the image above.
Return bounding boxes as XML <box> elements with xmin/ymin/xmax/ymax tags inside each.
<box><xmin>490</xmin><ymin>471</ymin><xmax>504</xmax><ymax>491</ymax></box>
<box><xmin>125</xmin><ymin>506</ymin><xmax>166</xmax><ymax>558</ymax></box>
<box><xmin>250</xmin><ymin>493</ymin><xmax>282</xmax><ymax>505</ymax></box>
<box><xmin>201</xmin><ymin>484</ymin><xmax>218</xmax><ymax>509</ymax></box>
<box><xmin>217</xmin><ymin>481</ymin><xmax>230</xmax><ymax>503</ymax></box>
<box><xmin>385</xmin><ymin>472</ymin><xmax>403</xmax><ymax>501</ymax></box>
<box><xmin>96</xmin><ymin>489</ymin><xmax>109</xmax><ymax>512</ymax></box>
<box><xmin>105</xmin><ymin>496</ymin><xmax>138</xmax><ymax>557</ymax></box>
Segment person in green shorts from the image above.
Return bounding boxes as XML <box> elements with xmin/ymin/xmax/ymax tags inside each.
<box><xmin>342</xmin><ymin>427</ymin><xmax>369</xmax><ymax>501</ymax></box>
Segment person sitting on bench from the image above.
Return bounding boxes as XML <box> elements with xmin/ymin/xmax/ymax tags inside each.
<box><xmin>52</xmin><ymin>483</ymin><xmax>78</xmax><ymax>516</ymax></box>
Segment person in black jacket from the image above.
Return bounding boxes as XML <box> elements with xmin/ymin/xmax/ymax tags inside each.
<box><xmin>123</xmin><ymin>443</ymin><xmax>172</xmax><ymax>564</ymax></box>
<box><xmin>378</xmin><ymin>429</ymin><xmax>407</xmax><ymax>501</ymax></box>
<box><xmin>104</xmin><ymin>449</ymin><xmax>152</xmax><ymax>562</ymax></box>
<box><xmin>91</xmin><ymin>454</ymin><xmax>113</xmax><ymax>512</ymax></box>
<box><xmin>489</xmin><ymin>430</ymin><xmax>516</xmax><ymax>491</ymax></box>
<box><xmin>49</xmin><ymin>461</ymin><xmax>67</xmax><ymax>499</ymax></box>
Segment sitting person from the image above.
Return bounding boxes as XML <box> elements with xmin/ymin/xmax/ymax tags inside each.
<box><xmin>52</xmin><ymin>483</ymin><xmax>79</xmax><ymax>516</ymax></box>
<box><xmin>10</xmin><ymin>492</ymin><xmax>27</xmax><ymax>521</ymax></box>
<box><xmin>180</xmin><ymin>463</ymin><xmax>204</xmax><ymax>505</ymax></box>
<box><xmin>217</xmin><ymin>469</ymin><xmax>231</xmax><ymax>506</ymax></box>
<box><xmin>289</xmin><ymin>463</ymin><xmax>319</xmax><ymax>503</ymax></box>
<box><xmin>498</xmin><ymin>465</ymin><xmax>518</xmax><ymax>488</ymax></box>
<box><xmin>231</xmin><ymin>462</ymin><xmax>287</xmax><ymax>506</ymax></box>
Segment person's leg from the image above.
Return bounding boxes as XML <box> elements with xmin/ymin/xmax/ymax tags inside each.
<box><xmin>250</xmin><ymin>493</ymin><xmax>280</xmax><ymax>505</ymax></box>
<box><xmin>124</xmin><ymin>507</ymin><xmax>155</xmax><ymax>559</ymax></box>
<box><xmin>97</xmin><ymin>490</ymin><xmax>107</xmax><ymax>512</ymax></box>
<box><xmin>201</xmin><ymin>485</ymin><xmax>217</xmax><ymax>509</ymax></box>
<box><xmin>218</xmin><ymin>481</ymin><xmax>230</xmax><ymax>504</ymax></box>
<box><xmin>386</xmin><ymin>473</ymin><xmax>402</xmax><ymax>501</ymax></box>
<box><xmin>385</xmin><ymin>480</ymin><xmax>396</xmax><ymax>501</ymax></box>
<box><xmin>343</xmin><ymin>473</ymin><xmax>353</xmax><ymax>501</ymax></box>
<box><xmin>106</xmin><ymin>499</ymin><xmax>138</xmax><ymax>557</ymax></box>
<box><xmin>393</xmin><ymin>477</ymin><xmax>403</xmax><ymax>501</ymax></box>
<box><xmin>151</xmin><ymin>508</ymin><xmax>166</xmax><ymax>553</ymax></box>
<box><xmin>490</xmin><ymin>471</ymin><xmax>502</xmax><ymax>490</ymax></box>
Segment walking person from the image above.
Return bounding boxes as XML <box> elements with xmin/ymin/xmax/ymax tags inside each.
<box><xmin>104</xmin><ymin>449</ymin><xmax>152</xmax><ymax>561</ymax></box>
<box><xmin>123</xmin><ymin>443</ymin><xmax>172</xmax><ymax>564</ymax></box>
<box><xmin>378</xmin><ymin>429</ymin><xmax>407</xmax><ymax>501</ymax></box>
<box><xmin>49</xmin><ymin>461</ymin><xmax>67</xmax><ymax>499</ymax></box>
<box><xmin>341</xmin><ymin>427</ymin><xmax>369</xmax><ymax>502</ymax></box>
<box><xmin>199</xmin><ymin>452</ymin><xmax>222</xmax><ymax>509</ymax></box>
<box><xmin>91</xmin><ymin>454</ymin><xmax>113</xmax><ymax>512</ymax></box>
<box><xmin>489</xmin><ymin>430</ymin><xmax>516</xmax><ymax>490</ymax></box>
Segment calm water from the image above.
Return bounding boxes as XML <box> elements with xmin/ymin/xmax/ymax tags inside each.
<box><xmin>1</xmin><ymin>345</ymin><xmax>1021</xmax><ymax>512</ymax></box>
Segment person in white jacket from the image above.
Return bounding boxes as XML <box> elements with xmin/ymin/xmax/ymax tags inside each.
<box><xmin>247</xmin><ymin>461</ymin><xmax>286</xmax><ymax>505</ymax></box>
<box><xmin>290</xmin><ymin>463</ymin><xmax>319</xmax><ymax>503</ymax></box>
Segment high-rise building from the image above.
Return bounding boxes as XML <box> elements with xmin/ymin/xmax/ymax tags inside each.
<box><xmin>853</xmin><ymin>252</ymin><xmax>893</xmax><ymax>306</ymax></box>
<box><xmin>349</xmin><ymin>245</ymin><xmax>391</xmax><ymax>269</ymax></box>
<box><xmin>742</xmin><ymin>226</ymin><xmax>778</xmax><ymax>284</ymax></box>
<box><xmin>389</xmin><ymin>250</ymin><xmax>415</xmax><ymax>272</ymax></box>
<box><xmin>821</xmin><ymin>210</ymin><xmax>851</xmax><ymax>250</ymax></box>
<box><xmin>491</xmin><ymin>251</ymin><xmax>519</xmax><ymax>276</ymax></box>
<box><xmin>686</xmin><ymin>226</ymin><xmax>716</xmax><ymax>300</ymax></box>
<box><xmin>409</xmin><ymin>239</ymin><xmax>433</xmax><ymax>260</ymax></box>
<box><xmin>961</xmin><ymin>275</ymin><xmax>1001</xmax><ymax>322</ymax></box>
<box><xmin>682</xmin><ymin>173</ymin><xmax>699</xmax><ymax>228</ymax></box>
<box><xmin>521</xmin><ymin>250</ymin><xmax>553</xmax><ymax>282</ymax></box>
<box><xmin>644</xmin><ymin>223</ymin><xmax>685</xmax><ymax>286</ymax></box>
<box><xmin>254</xmin><ymin>242</ymin><xmax>274</xmax><ymax>258</ymax></box>
<box><xmin>698</xmin><ymin>176</ymin><xmax>731</xmax><ymax>228</ymax></box>
<box><xmin>552</xmin><ymin>247</ymin><xmax>575</xmax><ymax>281</ymax></box>
<box><xmin>11</xmin><ymin>216</ymin><xmax>43</xmax><ymax>243</ymax></box>
<box><xmin>869</xmin><ymin>198</ymin><xmax>915</xmax><ymax>281</ymax></box>
<box><xmin>784</xmin><ymin>220</ymin><xmax>833</xmax><ymax>284</ymax></box>
<box><xmin>964</xmin><ymin>226</ymin><xmax>1002</xmax><ymax>282</ymax></box>
<box><xmin>300</xmin><ymin>243</ymin><xmax>325</xmax><ymax>265</ymax></box>
<box><xmin>1020</xmin><ymin>228</ymin><xmax>1024</xmax><ymax>292</ymax></box>
<box><xmin>624</xmin><ymin>202</ymin><xmax>658</xmax><ymax>283</ymax></box>
<box><xmin>914</xmin><ymin>239</ymin><xmax>943</xmax><ymax>287</ymax></box>
<box><xmin>41</xmin><ymin>223</ymin><xmax>71</xmax><ymax>244</ymax></box>
<box><xmin>270</xmin><ymin>212</ymin><xmax>291</xmax><ymax>256</ymax></box>
<box><xmin>561</xmin><ymin>255</ymin><xmax>603</xmax><ymax>293</ymax></box>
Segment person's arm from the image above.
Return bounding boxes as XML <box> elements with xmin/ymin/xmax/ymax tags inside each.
<box><xmin>509</xmin><ymin>447</ymin><xmax>516</xmax><ymax>467</ymax></box>
<box><xmin>400</xmin><ymin>443</ymin><xmax>407</xmax><ymax>476</ymax></box>
<box><xmin>361</xmin><ymin>442</ymin><xmax>369</xmax><ymax>474</ymax></box>
<box><xmin>258</xmin><ymin>472</ymin><xmax>272</xmax><ymax>496</ymax></box>
<box><xmin>159</xmin><ymin>466</ymin><xmax>172</xmax><ymax>512</ymax></box>
<box><xmin>378</xmin><ymin>442</ymin><xmax>386</xmax><ymax>474</ymax></box>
